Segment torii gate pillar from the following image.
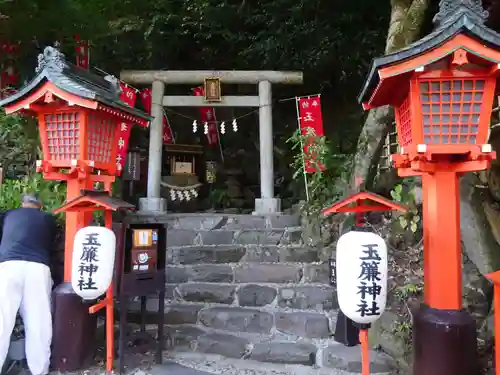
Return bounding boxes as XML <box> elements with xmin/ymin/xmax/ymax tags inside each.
<box><xmin>120</xmin><ymin>70</ymin><xmax>303</xmax><ymax>214</ymax></box>
<box><xmin>256</xmin><ymin>80</ymin><xmax>278</xmax><ymax>213</ymax></box>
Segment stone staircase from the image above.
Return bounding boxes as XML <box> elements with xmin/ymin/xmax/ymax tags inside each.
<box><xmin>133</xmin><ymin>213</ymin><xmax>395</xmax><ymax>374</ymax></box>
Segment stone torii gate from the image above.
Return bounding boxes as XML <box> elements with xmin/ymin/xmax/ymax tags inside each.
<box><xmin>120</xmin><ymin>70</ymin><xmax>303</xmax><ymax>214</ymax></box>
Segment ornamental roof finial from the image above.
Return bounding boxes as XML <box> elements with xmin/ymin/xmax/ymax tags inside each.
<box><xmin>433</xmin><ymin>0</ymin><xmax>489</xmax><ymax>28</ymax></box>
<box><xmin>35</xmin><ymin>46</ymin><xmax>68</xmax><ymax>74</ymax></box>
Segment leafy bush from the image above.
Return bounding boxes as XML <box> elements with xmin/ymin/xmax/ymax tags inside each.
<box><xmin>0</xmin><ymin>110</ymin><xmax>67</xmax><ymax>219</ymax></box>
<box><xmin>390</xmin><ymin>180</ymin><xmax>421</xmax><ymax>235</ymax></box>
<box><xmin>0</xmin><ymin>111</ymin><xmax>40</xmax><ymax>178</ymax></box>
<box><xmin>287</xmin><ymin>128</ymin><xmax>351</xmax><ymax>216</ymax></box>
<box><xmin>0</xmin><ymin>174</ymin><xmax>67</xmax><ymax>219</ymax></box>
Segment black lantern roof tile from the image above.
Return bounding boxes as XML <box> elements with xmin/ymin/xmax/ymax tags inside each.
<box><xmin>358</xmin><ymin>0</ymin><xmax>500</xmax><ymax>104</ymax></box>
<box><xmin>55</xmin><ymin>189</ymin><xmax>136</xmax><ymax>213</ymax></box>
<box><xmin>0</xmin><ymin>46</ymin><xmax>151</xmax><ymax>122</ymax></box>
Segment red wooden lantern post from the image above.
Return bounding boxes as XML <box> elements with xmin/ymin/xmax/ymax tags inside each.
<box><xmin>323</xmin><ymin>192</ymin><xmax>406</xmax><ymax>375</ymax></box>
<box><xmin>359</xmin><ymin>2</ymin><xmax>499</xmax><ymax>374</ymax></box>
<box><xmin>485</xmin><ymin>271</ymin><xmax>500</xmax><ymax>375</ymax></box>
<box><xmin>0</xmin><ymin>46</ymin><xmax>150</xmax><ymax>372</ymax></box>
<box><xmin>53</xmin><ymin>191</ymin><xmax>135</xmax><ymax>373</ymax></box>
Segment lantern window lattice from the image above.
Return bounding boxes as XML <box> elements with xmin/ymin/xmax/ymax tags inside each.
<box><xmin>394</xmin><ymin>76</ymin><xmax>491</xmax><ymax>149</ymax></box>
<box><xmin>396</xmin><ymin>96</ymin><xmax>412</xmax><ymax>147</ymax></box>
<box><xmin>87</xmin><ymin>114</ymin><xmax>115</xmax><ymax>164</ymax></box>
<box><xmin>45</xmin><ymin>112</ymin><xmax>81</xmax><ymax>161</ymax></box>
<box><xmin>420</xmin><ymin>78</ymin><xmax>483</xmax><ymax>145</ymax></box>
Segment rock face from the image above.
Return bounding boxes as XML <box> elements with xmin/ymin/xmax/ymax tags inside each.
<box><xmin>460</xmin><ymin>174</ymin><xmax>500</xmax><ymax>277</ymax></box>
<box><xmin>127</xmin><ymin>213</ymin><xmax>395</xmax><ymax>373</ymax></box>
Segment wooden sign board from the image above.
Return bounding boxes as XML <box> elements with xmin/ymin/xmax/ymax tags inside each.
<box><xmin>204</xmin><ymin>77</ymin><xmax>221</xmax><ymax>102</ymax></box>
<box><xmin>206</xmin><ymin>161</ymin><xmax>216</xmax><ymax>183</ymax></box>
<box><xmin>123</xmin><ymin>152</ymin><xmax>141</xmax><ymax>181</ymax></box>
<box><xmin>173</xmin><ymin>161</ymin><xmax>193</xmax><ymax>175</ymax></box>
<box><xmin>329</xmin><ymin>258</ymin><xmax>336</xmax><ymax>286</ymax></box>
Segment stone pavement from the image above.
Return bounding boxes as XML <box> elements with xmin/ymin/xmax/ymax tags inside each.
<box><xmin>46</xmin><ymin>350</ymin><xmax>394</xmax><ymax>375</ymax></box>
<box><xmin>148</xmin><ymin>362</ymin><xmax>215</xmax><ymax>375</ymax></box>
<box><xmin>156</xmin><ymin>352</ymin><xmax>394</xmax><ymax>375</ymax></box>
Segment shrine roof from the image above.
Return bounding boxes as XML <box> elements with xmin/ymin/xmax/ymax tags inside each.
<box><xmin>54</xmin><ymin>190</ymin><xmax>135</xmax><ymax>214</ymax></box>
<box><xmin>358</xmin><ymin>1</ymin><xmax>500</xmax><ymax>104</ymax></box>
<box><xmin>0</xmin><ymin>46</ymin><xmax>151</xmax><ymax>122</ymax></box>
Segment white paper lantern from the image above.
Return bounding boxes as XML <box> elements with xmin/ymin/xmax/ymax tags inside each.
<box><xmin>71</xmin><ymin>226</ymin><xmax>116</xmax><ymax>300</ymax></box>
<box><xmin>336</xmin><ymin>230</ymin><xmax>388</xmax><ymax>325</ymax></box>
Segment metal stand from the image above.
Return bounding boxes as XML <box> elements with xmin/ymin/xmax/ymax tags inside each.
<box><xmin>116</xmin><ymin>220</ymin><xmax>167</xmax><ymax>374</ymax></box>
<box><xmin>118</xmin><ymin>286</ymin><xmax>165</xmax><ymax>373</ymax></box>
<box><xmin>334</xmin><ymin>311</ymin><xmax>360</xmax><ymax>346</ymax></box>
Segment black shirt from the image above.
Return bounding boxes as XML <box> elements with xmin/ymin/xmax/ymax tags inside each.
<box><xmin>0</xmin><ymin>207</ymin><xmax>57</xmax><ymax>266</ymax></box>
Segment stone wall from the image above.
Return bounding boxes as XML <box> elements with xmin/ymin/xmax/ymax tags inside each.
<box><xmin>127</xmin><ymin>213</ymin><xmax>395</xmax><ymax>373</ymax></box>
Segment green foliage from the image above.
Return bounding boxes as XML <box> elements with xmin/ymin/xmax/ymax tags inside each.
<box><xmin>0</xmin><ymin>174</ymin><xmax>67</xmax><ymax>218</ymax></box>
<box><xmin>206</xmin><ymin>187</ymin><xmax>232</xmax><ymax>210</ymax></box>
<box><xmin>394</xmin><ymin>282</ymin><xmax>423</xmax><ymax>301</ymax></box>
<box><xmin>287</xmin><ymin>128</ymin><xmax>351</xmax><ymax>216</ymax></box>
<box><xmin>390</xmin><ymin>182</ymin><xmax>420</xmax><ymax>233</ymax></box>
<box><xmin>392</xmin><ymin>320</ymin><xmax>412</xmax><ymax>341</ymax></box>
<box><xmin>0</xmin><ymin>111</ymin><xmax>40</xmax><ymax>178</ymax></box>
<box><xmin>0</xmin><ymin>110</ymin><xmax>68</xmax><ymax>222</ymax></box>
<box><xmin>0</xmin><ymin>0</ymin><xmax>389</xmax><ymax>96</ymax></box>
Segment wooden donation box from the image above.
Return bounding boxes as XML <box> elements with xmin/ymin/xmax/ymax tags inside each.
<box><xmin>115</xmin><ymin>218</ymin><xmax>167</xmax><ymax>374</ymax></box>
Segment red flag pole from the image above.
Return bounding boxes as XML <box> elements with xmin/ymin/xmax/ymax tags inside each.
<box><xmin>162</xmin><ymin>108</ymin><xmax>176</xmax><ymax>144</ymax></box>
<box><xmin>211</xmin><ymin>107</ymin><xmax>225</xmax><ymax>164</ymax></box>
<box><xmin>295</xmin><ymin>96</ymin><xmax>310</xmax><ymax>201</ymax></box>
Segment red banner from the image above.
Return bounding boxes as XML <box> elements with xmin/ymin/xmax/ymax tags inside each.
<box><xmin>0</xmin><ymin>42</ymin><xmax>20</xmax><ymax>98</ymax></box>
<box><xmin>140</xmin><ymin>88</ymin><xmax>173</xmax><ymax>144</ymax></box>
<box><xmin>193</xmin><ymin>87</ymin><xmax>218</xmax><ymax>146</ymax></box>
<box><xmin>75</xmin><ymin>35</ymin><xmax>89</xmax><ymax>69</ymax></box>
<box><xmin>115</xmin><ymin>84</ymin><xmax>138</xmax><ymax>175</ymax></box>
<box><xmin>297</xmin><ymin>95</ymin><xmax>325</xmax><ymax>173</ymax></box>
<box><xmin>120</xmin><ymin>84</ymin><xmax>137</xmax><ymax>107</ymax></box>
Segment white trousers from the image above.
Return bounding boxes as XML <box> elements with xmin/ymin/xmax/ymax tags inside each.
<box><xmin>0</xmin><ymin>261</ymin><xmax>52</xmax><ymax>375</ymax></box>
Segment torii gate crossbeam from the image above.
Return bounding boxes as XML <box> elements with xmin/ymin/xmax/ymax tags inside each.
<box><xmin>120</xmin><ymin>70</ymin><xmax>303</xmax><ymax>215</ymax></box>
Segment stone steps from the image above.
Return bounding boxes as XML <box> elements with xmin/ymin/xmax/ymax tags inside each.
<box><xmin>167</xmin><ymin>228</ymin><xmax>304</xmax><ymax>247</ymax></box>
<box><xmin>145</xmin><ymin>213</ymin><xmax>397</xmax><ymax>372</ymax></box>
<box><xmin>164</xmin><ymin>213</ymin><xmax>301</xmax><ymax>231</ymax></box>
<box><xmin>166</xmin><ymin>282</ymin><xmax>335</xmax><ymax>309</ymax></box>
<box><xmin>148</xmin><ymin>298</ymin><xmax>390</xmax><ymax>372</ymax></box>
<box><xmin>167</xmin><ymin>245</ymin><xmax>321</xmax><ymax>264</ymax></box>
<box><xmin>130</xmin><ymin>301</ymin><xmax>394</xmax><ymax>372</ymax></box>
<box><xmin>166</xmin><ymin>261</ymin><xmax>328</xmax><ymax>283</ymax></box>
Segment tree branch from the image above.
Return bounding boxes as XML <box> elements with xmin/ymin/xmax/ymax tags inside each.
<box><xmin>351</xmin><ymin>0</ymin><xmax>430</xmax><ymax>191</ymax></box>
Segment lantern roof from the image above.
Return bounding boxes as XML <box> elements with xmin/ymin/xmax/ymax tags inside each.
<box><xmin>358</xmin><ymin>0</ymin><xmax>500</xmax><ymax>106</ymax></box>
<box><xmin>486</xmin><ymin>270</ymin><xmax>500</xmax><ymax>284</ymax></box>
<box><xmin>322</xmin><ymin>191</ymin><xmax>407</xmax><ymax>215</ymax></box>
<box><xmin>54</xmin><ymin>190</ymin><xmax>136</xmax><ymax>214</ymax></box>
<box><xmin>0</xmin><ymin>46</ymin><xmax>151</xmax><ymax>123</ymax></box>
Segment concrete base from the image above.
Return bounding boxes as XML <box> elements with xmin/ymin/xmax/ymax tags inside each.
<box><xmin>253</xmin><ymin>198</ymin><xmax>281</xmax><ymax>215</ymax></box>
<box><xmin>138</xmin><ymin>197</ymin><xmax>167</xmax><ymax>213</ymax></box>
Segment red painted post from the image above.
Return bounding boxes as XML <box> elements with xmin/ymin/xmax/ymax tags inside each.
<box><xmin>486</xmin><ymin>271</ymin><xmax>500</xmax><ymax>375</ymax></box>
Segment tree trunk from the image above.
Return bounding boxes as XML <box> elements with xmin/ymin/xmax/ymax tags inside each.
<box><xmin>351</xmin><ymin>0</ymin><xmax>429</xmax><ymax>190</ymax></box>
